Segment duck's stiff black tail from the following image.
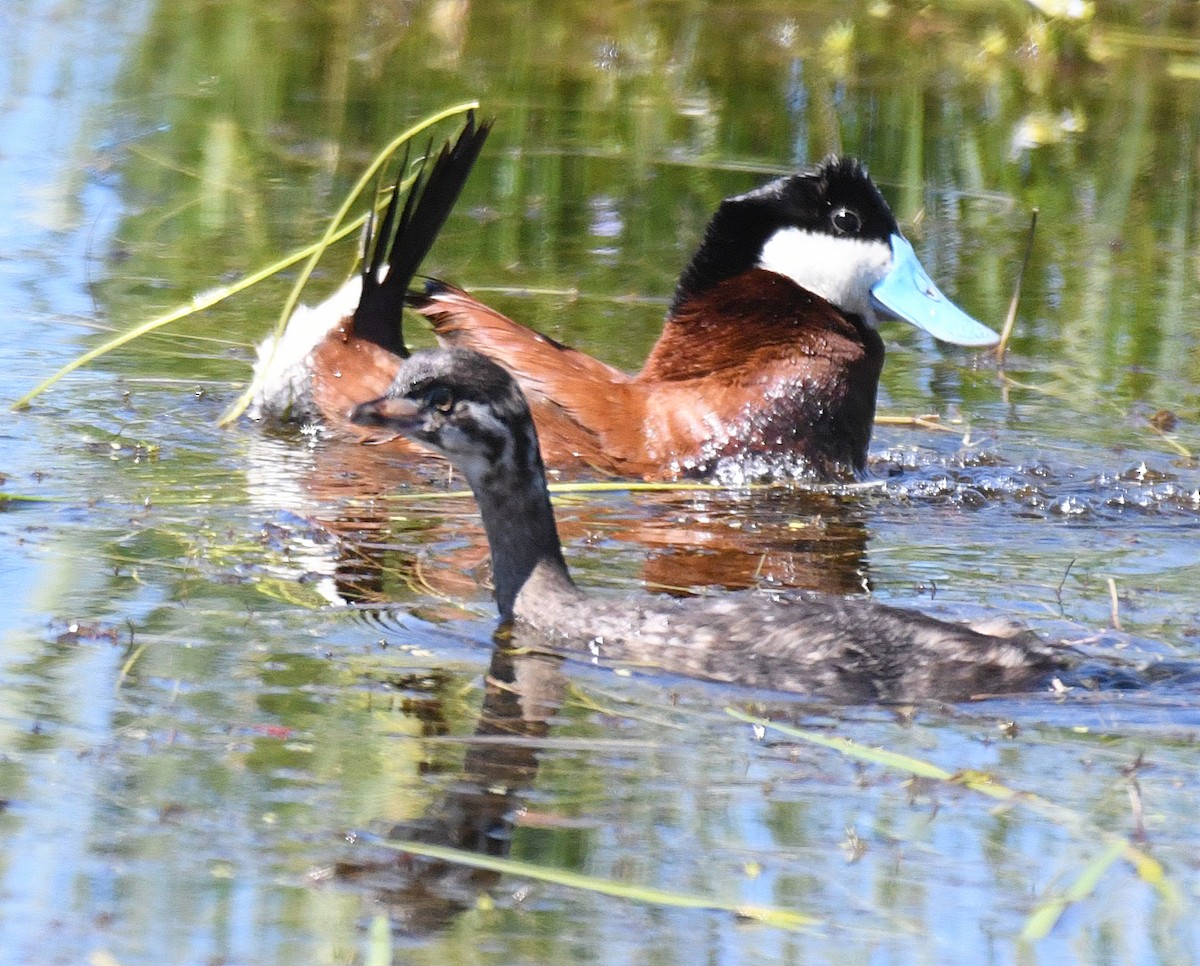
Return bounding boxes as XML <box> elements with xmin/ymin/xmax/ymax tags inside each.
<box><xmin>352</xmin><ymin>112</ymin><xmax>493</xmax><ymax>356</ymax></box>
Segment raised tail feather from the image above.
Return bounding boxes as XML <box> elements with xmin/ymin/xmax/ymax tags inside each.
<box><xmin>352</xmin><ymin>112</ymin><xmax>493</xmax><ymax>356</ymax></box>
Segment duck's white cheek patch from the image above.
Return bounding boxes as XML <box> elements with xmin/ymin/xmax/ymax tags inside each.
<box><xmin>757</xmin><ymin>228</ymin><xmax>891</xmax><ymax>323</ymax></box>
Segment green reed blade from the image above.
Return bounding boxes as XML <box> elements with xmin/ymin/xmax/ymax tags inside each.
<box><xmin>12</xmin><ymin>103</ymin><xmax>480</xmax><ymax>416</ymax></box>
<box><xmin>727</xmin><ymin>708</ymin><xmax>1182</xmax><ymax>941</ymax></box>
<box><xmin>375</xmin><ymin>837</ymin><xmax>818</xmax><ymax>930</ymax></box>
<box><xmin>1021</xmin><ymin>839</ymin><xmax>1127</xmax><ymax>942</ymax></box>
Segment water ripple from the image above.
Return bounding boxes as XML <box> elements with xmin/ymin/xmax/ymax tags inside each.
<box><xmin>871</xmin><ymin>450</ymin><xmax>1200</xmax><ymax>521</ymax></box>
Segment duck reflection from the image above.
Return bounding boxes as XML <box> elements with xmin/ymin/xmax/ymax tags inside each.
<box><xmin>252</xmin><ymin>432</ymin><xmax>875</xmax><ymax>605</ymax></box>
<box><xmin>333</xmin><ymin>644</ymin><xmax>569</xmax><ymax>936</ymax></box>
<box><xmin>629</xmin><ymin>489</ymin><xmax>871</xmax><ymax>597</ymax></box>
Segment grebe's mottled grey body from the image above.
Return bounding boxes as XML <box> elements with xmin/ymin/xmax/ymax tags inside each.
<box><xmin>351</xmin><ymin>348</ymin><xmax>1065</xmax><ymax>702</ymax></box>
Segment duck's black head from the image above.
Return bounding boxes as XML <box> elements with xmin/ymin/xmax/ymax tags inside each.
<box><xmin>672</xmin><ymin>157</ymin><xmax>998</xmax><ymax>346</ymax></box>
<box><xmin>672</xmin><ymin>158</ymin><xmax>896</xmax><ymax>316</ymax></box>
<box><xmin>349</xmin><ymin>348</ymin><xmax>543</xmax><ymax>490</ymax></box>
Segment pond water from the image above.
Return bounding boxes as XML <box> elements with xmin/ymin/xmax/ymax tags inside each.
<box><xmin>2</xmin><ymin>1</ymin><xmax>1199</xmax><ymax>963</ymax></box>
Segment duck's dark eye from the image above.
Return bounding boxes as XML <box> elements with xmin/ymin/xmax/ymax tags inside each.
<box><xmin>427</xmin><ymin>386</ymin><xmax>455</xmax><ymax>413</ymax></box>
<box><xmin>830</xmin><ymin>207</ymin><xmax>862</xmax><ymax>235</ymax></box>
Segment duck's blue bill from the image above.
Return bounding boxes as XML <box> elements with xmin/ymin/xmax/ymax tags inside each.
<box><xmin>871</xmin><ymin>235</ymin><xmax>999</xmax><ymax>347</ymax></box>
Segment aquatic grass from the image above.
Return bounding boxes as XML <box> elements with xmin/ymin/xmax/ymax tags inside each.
<box><xmin>93</xmin><ymin>520</ymin><xmax>351</xmax><ymax>608</ymax></box>
<box><xmin>115</xmin><ymin>639</ymin><xmax>150</xmax><ymax>693</ymax></box>
<box><xmin>996</xmin><ymin>368</ymin><xmax>1197</xmax><ymax>459</ymax></box>
<box><xmin>94</xmin><ymin>489</ymin><xmax>243</xmax><ymax>511</ymax></box>
<box><xmin>1144</xmin><ymin>423</ymin><xmax>1194</xmax><ymax>460</ymax></box>
<box><xmin>1020</xmin><ymin>839</ymin><xmax>1128</xmax><ymax>942</ymax></box>
<box><xmin>1100</xmin><ymin>26</ymin><xmax>1200</xmax><ymax>56</ymax></box>
<box><xmin>0</xmin><ymin>493</ymin><xmax>59</xmax><ymax>505</ymax></box>
<box><xmin>371</xmin><ymin>481</ymin><xmax>732</xmax><ymax>503</ymax></box>
<box><xmin>873</xmin><ymin>413</ymin><xmax>961</xmax><ymax>434</ymax></box>
<box><xmin>367</xmin><ymin>837</ymin><xmax>818</xmax><ymax>930</ymax></box>
<box><xmin>11</xmin><ymin>103</ymin><xmax>481</xmax><ymax>415</ymax></box>
<box><xmin>995</xmin><ymin>208</ymin><xmax>1039</xmax><ymax>359</ymax></box>
<box><xmin>364</xmin><ymin>913</ymin><xmax>392</xmax><ymax>966</ymax></box>
<box><xmin>726</xmin><ymin>708</ymin><xmax>1182</xmax><ymax>941</ymax></box>
<box><xmin>363</xmin><ymin>478</ymin><xmax>891</xmax><ymax>508</ymax></box>
<box><xmin>420</xmin><ymin>732</ymin><xmax>665</xmax><ymax>754</ymax></box>
<box><xmin>403</xmin><ymin>552</ymin><xmax>470</xmax><ymax>610</ymax></box>
<box><xmin>558</xmin><ymin>679</ymin><xmax>697</xmax><ymax>733</ymax></box>
<box><xmin>252</xmin><ymin>577</ymin><xmax>339</xmax><ymax>609</ymax></box>
<box><xmin>11</xmin><ymin>224</ymin><xmax>365</xmax><ymax>411</ymax></box>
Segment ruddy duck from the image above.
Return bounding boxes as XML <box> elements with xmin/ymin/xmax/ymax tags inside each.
<box><xmin>253</xmin><ymin>115</ymin><xmax>998</xmax><ymax>481</ymax></box>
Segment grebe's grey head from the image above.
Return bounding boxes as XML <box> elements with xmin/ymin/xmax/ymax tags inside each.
<box><xmin>349</xmin><ymin>348</ymin><xmax>543</xmax><ymax>490</ymax></box>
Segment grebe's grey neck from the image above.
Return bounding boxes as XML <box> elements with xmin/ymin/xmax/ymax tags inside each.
<box><xmin>465</xmin><ymin>413</ymin><xmax>579</xmax><ymax>623</ymax></box>
<box><xmin>349</xmin><ymin>347</ymin><xmax>579</xmax><ymax>621</ymax></box>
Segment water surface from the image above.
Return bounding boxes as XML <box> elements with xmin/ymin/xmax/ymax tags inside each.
<box><xmin>2</xmin><ymin>1</ymin><xmax>1199</xmax><ymax>963</ymax></box>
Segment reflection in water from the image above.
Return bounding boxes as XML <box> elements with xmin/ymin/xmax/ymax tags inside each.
<box><xmin>241</xmin><ymin>422</ymin><xmax>1200</xmax><ymax>703</ymax></box>
<box><xmin>629</xmin><ymin>489</ymin><xmax>872</xmax><ymax>596</ymax></box>
<box><xmin>244</xmin><ymin>428</ymin><xmax>876</xmax><ymax>605</ymax></box>
<box><xmin>326</xmin><ymin>631</ymin><xmax>1195</xmax><ymax>941</ymax></box>
<box><xmin>334</xmin><ymin>645</ymin><xmax>568</xmax><ymax>936</ymax></box>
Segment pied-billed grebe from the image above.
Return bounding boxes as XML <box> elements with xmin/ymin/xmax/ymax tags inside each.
<box><xmin>252</xmin><ymin>114</ymin><xmax>998</xmax><ymax>482</ymax></box>
<box><xmin>349</xmin><ymin>348</ymin><xmax>1065</xmax><ymax>702</ymax></box>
